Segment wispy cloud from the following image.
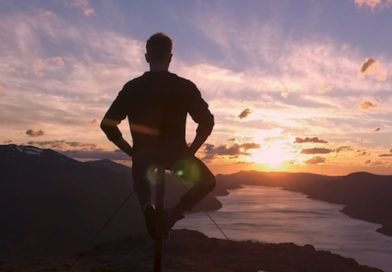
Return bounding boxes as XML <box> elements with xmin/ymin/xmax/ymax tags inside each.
<box><xmin>294</xmin><ymin>137</ymin><xmax>328</xmax><ymax>144</ymax></box>
<box><xmin>69</xmin><ymin>0</ymin><xmax>95</xmax><ymax>16</ymax></box>
<box><xmin>34</xmin><ymin>56</ymin><xmax>65</xmax><ymax>77</ymax></box>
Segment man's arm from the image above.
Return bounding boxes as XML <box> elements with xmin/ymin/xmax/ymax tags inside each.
<box><xmin>187</xmin><ymin>84</ymin><xmax>214</xmax><ymax>155</ymax></box>
<box><xmin>100</xmin><ymin>88</ymin><xmax>133</xmax><ymax>157</ymax></box>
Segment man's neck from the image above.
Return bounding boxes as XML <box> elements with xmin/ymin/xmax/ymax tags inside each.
<box><xmin>149</xmin><ymin>63</ymin><xmax>169</xmax><ymax>72</ymax></box>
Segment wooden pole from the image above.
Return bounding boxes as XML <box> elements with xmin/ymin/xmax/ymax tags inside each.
<box><xmin>154</xmin><ymin>166</ymin><xmax>165</xmax><ymax>272</ymax></box>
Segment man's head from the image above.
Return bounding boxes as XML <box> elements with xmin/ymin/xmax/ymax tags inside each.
<box><xmin>145</xmin><ymin>33</ymin><xmax>173</xmax><ymax>69</ymax></box>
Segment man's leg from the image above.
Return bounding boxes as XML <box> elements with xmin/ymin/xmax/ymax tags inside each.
<box><xmin>132</xmin><ymin>157</ymin><xmax>157</xmax><ymax>238</ymax></box>
<box><xmin>163</xmin><ymin>156</ymin><xmax>216</xmax><ymax>234</ymax></box>
<box><xmin>173</xmin><ymin>156</ymin><xmax>216</xmax><ymax>212</ymax></box>
<box><xmin>132</xmin><ymin>158</ymin><xmax>152</xmax><ymax>207</ymax></box>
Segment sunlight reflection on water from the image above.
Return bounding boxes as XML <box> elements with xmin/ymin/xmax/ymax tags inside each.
<box><xmin>174</xmin><ymin>185</ymin><xmax>392</xmax><ymax>272</ymax></box>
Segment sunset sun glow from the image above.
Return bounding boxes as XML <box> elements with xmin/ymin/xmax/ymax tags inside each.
<box><xmin>250</xmin><ymin>142</ymin><xmax>294</xmax><ymax>170</ymax></box>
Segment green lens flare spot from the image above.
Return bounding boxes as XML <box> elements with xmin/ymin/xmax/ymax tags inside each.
<box><xmin>175</xmin><ymin>170</ymin><xmax>184</xmax><ymax>176</ymax></box>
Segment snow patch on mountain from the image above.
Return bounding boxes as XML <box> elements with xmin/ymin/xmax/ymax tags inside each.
<box><xmin>13</xmin><ymin>145</ymin><xmax>43</xmax><ymax>156</ymax></box>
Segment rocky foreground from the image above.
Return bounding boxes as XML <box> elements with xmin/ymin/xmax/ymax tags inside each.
<box><xmin>0</xmin><ymin>229</ymin><xmax>383</xmax><ymax>272</ymax></box>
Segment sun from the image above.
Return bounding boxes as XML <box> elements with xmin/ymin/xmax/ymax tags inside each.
<box><xmin>249</xmin><ymin>141</ymin><xmax>294</xmax><ymax>170</ymax></box>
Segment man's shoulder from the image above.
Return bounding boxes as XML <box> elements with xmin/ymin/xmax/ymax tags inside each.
<box><xmin>170</xmin><ymin>73</ymin><xmax>198</xmax><ymax>91</ymax></box>
<box><xmin>122</xmin><ymin>73</ymin><xmax>147</xmax><ymax>88</ymax></box>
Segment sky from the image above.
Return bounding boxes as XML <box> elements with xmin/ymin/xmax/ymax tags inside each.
<box><xmin>1</xmin><ymin>0</ymin><xmax>392</xmax><ymax>175</ymax></box>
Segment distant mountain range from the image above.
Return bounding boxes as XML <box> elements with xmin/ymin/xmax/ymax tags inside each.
<box><xmin>0</xmin><ymin>144</ymin><xmax>220</xmax><ymax>258</ymax></box>
<box><xmin>1</xmin><ymin>144</ymin><xmax>391</xmax><ymax>262</ymax></box>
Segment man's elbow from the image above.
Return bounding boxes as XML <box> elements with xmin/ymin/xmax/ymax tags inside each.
<box><xmin>100</xmin><ymin>118</ymin><xmax>122</xmax><ymax>142</ymax></box>
<box><xmin>207</xmin><ymin>114</ymin><xmax>214</xmax><ymax>134</ymax></box>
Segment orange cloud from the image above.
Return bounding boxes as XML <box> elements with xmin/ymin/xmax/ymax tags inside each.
<box><xmin>360</xmin><ymin>101</ymin><xmax>377</xmax><ymax>109</ymax></box>
<box><xmin>305</xmin><ymin>156</ymin><xmax>326</xmax><ymax>165</ymax></box>
<box><xmin>335</xmin><ymin>146</ymin><xmax>352</xmax><ymax>153</ymax></box>
<box><xmin>379</xmin><ymin>149</ymin><xmax>392</xmax><ymax>157</ymax></box>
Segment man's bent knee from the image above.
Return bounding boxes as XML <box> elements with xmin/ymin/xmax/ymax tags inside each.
<box><xmin>202</xmin><ymin>174</ymin><xmax>216</xmax><ymax>193</ymax></box>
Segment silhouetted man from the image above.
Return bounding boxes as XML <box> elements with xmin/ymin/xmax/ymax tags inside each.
<box><xmin>101</xmin><ymin>33</ymin><xmax>215</xmax><ymax>238</ymax></box>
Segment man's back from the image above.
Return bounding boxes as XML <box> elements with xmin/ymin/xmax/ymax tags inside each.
<box><xmin>103</xmin><ymin>71</ymin><xmax>214</xmax><ymax>160</ymax></box>
<box><xmin>101</xmin><ymin>32</ymin><xmax>216</xmax><ymax>238</ymax></box>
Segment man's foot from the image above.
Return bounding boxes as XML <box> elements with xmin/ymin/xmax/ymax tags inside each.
<box><xmin>143</xmin><ymin>203</ymin><xmax>157</xmax><ymax>239</ymax></box>
<box><xmin>160</xmin><ymin>208</ymin><xmax>185</xmax><ymax>239</ymax></box>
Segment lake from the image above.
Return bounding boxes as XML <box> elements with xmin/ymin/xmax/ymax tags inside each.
<box><xmin>174</xmin><ymin>185</ymin><xmax>392</xmax><ymax>272</ymax></box>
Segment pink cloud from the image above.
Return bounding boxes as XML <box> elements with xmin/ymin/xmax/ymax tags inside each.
<box><xmin>34</xmin><ymin>56</ymin><xmax>65</xmax><ymax>76</ymax></box>
<box><xmin>0</xmin><ymin>82</ymin><xmax>6</xmax><ymax>94</ymax></box>
<box><xmin>355</xmin><ymin>0</ymin><xmax>392</xmax><ymax>9</ymax></box>
<box><xmin>69</xmin><ymin>0</ymin><xmax>95</xmax><ymax>16</ymax></box>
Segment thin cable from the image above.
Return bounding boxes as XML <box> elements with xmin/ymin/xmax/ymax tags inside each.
<box><xmin>198</xmin><ymin>203</ymin><xmax>230</xmax><ymax>240</ymax></box>
<box><xmin>174</xmin><ymin>172</ymin><xmax>230</xmax><ymax>241</ymax></box>
<box><xmin>65</xmin><ymin>192</ymin><xmax>134</xmax><ymax>272</ymax></box>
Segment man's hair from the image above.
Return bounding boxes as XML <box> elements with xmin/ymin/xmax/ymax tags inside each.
<box><xmin>146</xmin><ymin>32</ymin><xmax>172</xmax><ymax>62</ymax></box>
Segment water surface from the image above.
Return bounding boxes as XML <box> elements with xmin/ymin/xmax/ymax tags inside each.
<box><xmin>175</xmin><ymin>186</ymin><xmax>392</xmax><ymax>272</ymax></box>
